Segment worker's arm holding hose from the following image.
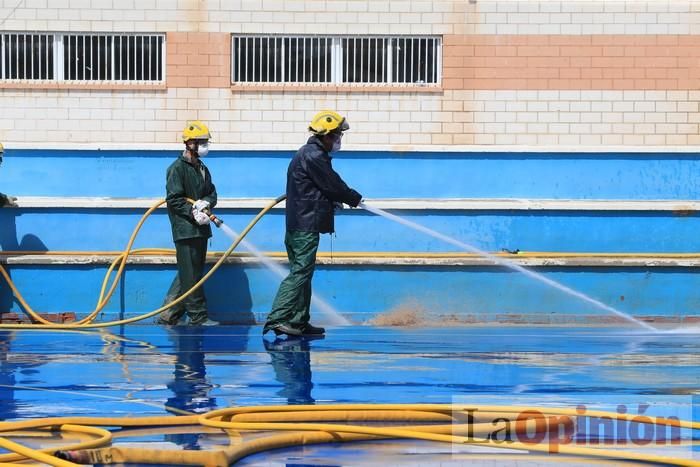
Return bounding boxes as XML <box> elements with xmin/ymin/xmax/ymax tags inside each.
<box><xmin>197</xmin><ymin>171</ymin><xmax>220</xmax><ymax>226</ymax></box>
<box><xmin>165</xmin><ymin>164</ymin><xmax>192</xmax><ymax>220</ymax></box>
<box><xmin>304</xmin><ymin>154</ymin><xmax>362</xmax><ymax>207</ymax></box>
<box><xmin>200</xmin><ymin>177</ymin><xmax>217</xmax><ymax>210</ymax></box>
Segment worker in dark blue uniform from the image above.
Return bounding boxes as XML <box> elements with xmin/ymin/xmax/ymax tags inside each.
<box><xmin>264</xmin><ymin>111</ymin><xmax>362</xmax><ymax>337</ymax></box>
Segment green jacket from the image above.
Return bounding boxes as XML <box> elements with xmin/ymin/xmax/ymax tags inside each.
<box><xmin>166</xmin><ymin>154</ymin><xmax>218</xmax><ymax>242</ymax></box>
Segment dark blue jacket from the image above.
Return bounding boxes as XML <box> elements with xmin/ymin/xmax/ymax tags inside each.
<box><xmin>285</xmin><ymin>136</ymin><xmax>362</xmax><ymax>233</ymax></box>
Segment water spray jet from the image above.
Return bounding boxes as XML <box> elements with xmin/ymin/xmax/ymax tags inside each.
<box><xmin>358</xmin><ymin>202</ymin><xmax>658</xmax><ymax>332</ymax></box>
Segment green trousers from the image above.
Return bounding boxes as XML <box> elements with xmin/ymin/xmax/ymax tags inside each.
<box><xmin>264</xmin><ymin>230</ymin><xmax>320</xmax><ymax>333</ymax></box>
<box><xmin>158</xmin><ymin>237</ymin><xmax>209</xmax><ymax>325</ymax></box>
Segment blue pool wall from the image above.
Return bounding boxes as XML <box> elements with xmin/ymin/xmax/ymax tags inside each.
<box><xmin>2</xmin><ymin>149</ymin><xmax>700</xmax><ymax>199</ymax></box>
<box><xmin>1</xmin><ymin>148</ymin><xmax>699</xmax><ymax>324</ymax></box>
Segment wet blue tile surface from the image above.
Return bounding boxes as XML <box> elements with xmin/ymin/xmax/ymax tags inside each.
<box><xmin>1</xmin><ymin>325</ymin><xmax>699</xmax><ymax>465</ymax></box>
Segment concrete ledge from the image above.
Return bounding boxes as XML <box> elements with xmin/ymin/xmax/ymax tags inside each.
<box><xmin>3</xmin><ymin>252</ymin><xmax>700</xmax><ymax>267</ymax></box>
<box><xmin>6</xmin><ymin>142</ymin><xmax>700</xmax><ymax>153</ymax></box>
<box><xmin>11</xmin><ymin>196</ymin><xmax>700</xmax><ymax>212</ymax></box>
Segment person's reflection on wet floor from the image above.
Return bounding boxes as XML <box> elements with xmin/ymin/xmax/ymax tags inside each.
<box><xmin>163</xmin><ymin>325</ymin><xmax>251</xmax><ymax>449</ymax></box>
<box><xmin>263</xmin><ymin>335</ymin><xmax>323</xmax><ymax>405</ymax></box>
<box><xmin>0</xmin><ymin>331</ymin><xmax>19</xmax><ymax>420</ymax></box>
<box><xmin>164</xmin><ymin>327</ymin><xmax>216</xmax><ymax>450</ymax></box>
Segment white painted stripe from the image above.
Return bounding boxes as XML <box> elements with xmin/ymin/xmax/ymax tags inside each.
<box><xmin>15</xmin><ymin>197</ymin><xmax>282</xmax><ymax>209</ymax></box>
<box><xmin>4</xmin><ymin>142</ymin><xmax>700</xmax><ymax>154</ymax></box>
<box><xmin>3</xmin><ymin>254</ymin><xmax>700</xmax><ymax>268</ymax></box>
<box><xmin>12</xmin><ymin>197</ymin><xmax>700</xmax><ymax>212</ymax></box>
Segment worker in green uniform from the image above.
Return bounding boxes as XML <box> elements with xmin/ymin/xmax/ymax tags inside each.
<box><xmin>157</xmin><ymin>121</ymin><xmax>219</xmax><ymax>326</ymax></box>
<box><xmin>263</xmin><ymin>111</ymin><xmax>362</xmax><ymax>337</ymax></box>
<box><xmin>0</xmin><ymin>143</ymin><xmax>18</xmax><ymax>208</ymax></box>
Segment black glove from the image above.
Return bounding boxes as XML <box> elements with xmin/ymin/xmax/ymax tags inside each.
<box><xmin>1</xmin><ymin>195</ymin><xmax>17</xmax><ymax>207</ymax></box>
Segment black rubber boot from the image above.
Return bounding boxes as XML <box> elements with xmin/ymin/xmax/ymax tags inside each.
<box><xmin>301</xmin><ymin>323</ymin><xmax>325</xmax><ymax>335</ymax></box>
<box><xmin>271</xmin><ymin>324</ymin><xmax>303</xmax><ymax>337</ymax></box>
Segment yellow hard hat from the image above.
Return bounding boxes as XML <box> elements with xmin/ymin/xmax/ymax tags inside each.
<box><xmin>0</xmin><ymin>142</ymin><xmax>3</xmax><ymax>153</ymax></box>
<box><xmin>182</xmin><ymin>121</ymin><xmax>211</xmax><ymax>142</ymax></box>
<box><xmin>308</xmin><ymin>110</ymin><xmax>349</xmax><ymax>136</ymax></box>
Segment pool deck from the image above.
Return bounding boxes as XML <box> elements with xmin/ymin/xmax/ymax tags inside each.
<box><xmin>0</xmin><ymin>325</ymin><xmax>698</xmax><ymax>465</ymax></box>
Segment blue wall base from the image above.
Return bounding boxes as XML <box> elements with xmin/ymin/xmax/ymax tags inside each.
<box><xmin>2</xmin><ymin>264</ymin><xmax>699</xmax><ymax>326</ymax></box>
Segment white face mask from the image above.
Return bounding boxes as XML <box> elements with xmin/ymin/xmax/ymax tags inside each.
<box><xmin>197</xmin><ymin>142</ymin><xmax>210</xmax><ymax>157</ymax></box>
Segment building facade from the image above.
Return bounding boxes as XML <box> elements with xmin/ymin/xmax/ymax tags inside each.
<box><xmin>1</xmin><ymin>0</ymin><xmax>699</xmax><ymax>147</ymax></box>
<box><xmin>1</xmin><ymin>1</ymin><xmax>700</xmax><ymax>326</ymax></box>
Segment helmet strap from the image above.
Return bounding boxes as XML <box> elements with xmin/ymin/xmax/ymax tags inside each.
<box><xmin>185</xmin><ymin>141</ymin><xmax>200</xmax><ymax>159</ymax></box>
<box><xmin>319</xmin><ymin>132</ymin><xmax>339</xmax><ymax>152</ymax></box>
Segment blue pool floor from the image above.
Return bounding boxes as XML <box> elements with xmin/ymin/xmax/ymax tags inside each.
<box><xmin>1</xmin><ymin>325</ymin><xmax>699</xmax><ymax>465</ymax></box>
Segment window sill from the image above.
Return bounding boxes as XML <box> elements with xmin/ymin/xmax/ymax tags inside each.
<box><xmin>230</xmin><ymin>83</ymin><xmax>443</xmax><ymax>93</ymax></box>
<box><xmin>0</xmin><ymin>81</ymin><xmax>167</xmax><ymax>91</ymax></box>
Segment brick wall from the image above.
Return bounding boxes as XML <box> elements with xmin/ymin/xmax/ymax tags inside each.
<box><xmin>4</xmin><ymin>1</ymin><xmax>700</xmax><ymax>35</ymax></box>
<box><xmin>443</xmin><ymin>35</ymin><xmax>700</xmax><ymax>90</ymax></box>
<box><xmin>1</xmin><ymin>0</ymin><xmax>700</xmax><ymax>147</ymax></box>
<box><xmin>166</xmin><ymin>32</ymin><xmax>230</xmax><ymax>88</ymax></box>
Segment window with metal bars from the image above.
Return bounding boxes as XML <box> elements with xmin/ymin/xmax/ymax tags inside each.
<box><xmin>232</xmin><ymin>35</ymin><xmax>441</xmax><ymax>86</ymax></box>
<box><xmin>0</xmin><ymin>32</ymin><xmax>165</xmax><ymax>83</ymax></box>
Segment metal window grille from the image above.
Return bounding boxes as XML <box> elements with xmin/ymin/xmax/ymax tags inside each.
<box><xmin>232</xmin><ymin>35</ymin><xmax>441</xmax><ymax>86</ymax></box>
<box><xmin>1</xmin><ymin>33</ymin><xmax>54</xmax><ymax>80</ymax></box>
<box><xmin>0</xmin><ymin>32</ymin><xmax>165</xmax><ymax>83</ymax></box>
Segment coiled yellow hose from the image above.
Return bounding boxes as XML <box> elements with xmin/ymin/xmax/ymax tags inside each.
<box><xmin>1</xmin><ymin>404</ymin><xmax>698</xmax><ymax>466</ymax></box>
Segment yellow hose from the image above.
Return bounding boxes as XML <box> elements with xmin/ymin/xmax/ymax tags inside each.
<box><xmin>0</xmin><ymin>195</ymin><xmax>286</xmax><ymax>329</ymax></box>
<box><xmin>199</xmin><ymin>404</ymin><xmax>700</xmax><ymax>466</ymax></box>
<box><xmin>0</xmin><ymin>200</ymin><xmax>169</xmax><ymax>326</ymax></box>
<box><xmin>0</xmin><ymin>423</ymin><xmax>111</xmax><ymax>466</ymax></box>
<box><xmin>0</xmin><ymin>404</ymin><xmax>697</xmax><ymax>466</ymax></box>
<box><xmin>2</xmin><ymin>202</ymin><xmax>700</xmax><ymax>465</ymax></box>
<box><xmin>0</xmin><ymin>436</ymin><xmax>79</xmax><ymax>466</ymax></box>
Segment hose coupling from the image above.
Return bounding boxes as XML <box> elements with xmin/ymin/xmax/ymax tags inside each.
<box><xmin>209</xmin><ymin>214</ymin><xmax>223</xmax><ymax>227</ymax></box>
<box><xmin>54</xmin><ymin>450</ymin><xmax>90</xmax><ymax>463</ymax></box>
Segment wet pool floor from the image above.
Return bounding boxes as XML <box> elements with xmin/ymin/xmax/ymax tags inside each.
<box><xmin>0</xmin><ymin>325</ymin><xmax>698</xmax><ymax>465</ymax></box>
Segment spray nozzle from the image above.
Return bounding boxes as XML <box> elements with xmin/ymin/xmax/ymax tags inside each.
<box><xmin>209</xmin><ymin>214</ymin><xmax>223</xmax><ymax>227</ymax></box>
<box><xmin>202</xmin><ymin>207</ymin><xmax>223</xmax><ymax>227</ymax></box>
